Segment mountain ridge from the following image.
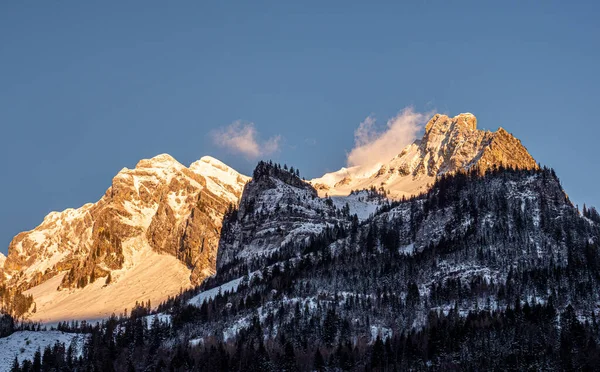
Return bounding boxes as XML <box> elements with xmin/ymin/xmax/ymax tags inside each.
<box><xmin>4</xmin><ymin>118</ymin><xmax>600</xmax><ymax>370</ymax></box>
<box><xmin>0</xmin><ymin>112</ymin><xmax>542</xmax><ymax>324</ymax></box>
<box><xmin>0</xmin><ymin>153</ymin><xmax>250</xmax><ymax>323</ymax></box>
<box><xmin>311</xmin><ymin>113</ymin><xmax>538</xmax><ymax>199</ymax></box>
<box><xmin>154</xmin><ymin>163</ymin><xmax>600</xmax><ymax>371</ymax></box>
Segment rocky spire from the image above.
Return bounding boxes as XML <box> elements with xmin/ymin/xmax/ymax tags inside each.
<box><xmin>425</xmin><ymin>113</ymin><xmax>477</xmax><ymax>134</ymax></box>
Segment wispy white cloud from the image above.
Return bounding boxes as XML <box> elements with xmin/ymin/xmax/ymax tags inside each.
<box><xmin>212</xmin><ymin>121</ymin><xmax>281</xmax><ymax>159</ymax></box>
<box><xmin>347</xmin><ymin>107</ymin><xmax>431</xmax><ymax>167</ymax></box>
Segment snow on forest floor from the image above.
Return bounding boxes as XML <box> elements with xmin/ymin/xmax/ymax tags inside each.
<box><xmin>188</xmin><ymin>271</ymin><xmax>260</xmax><ymax>307</ymax></box>
<box><xmin>144</xmin><ymin>313</ymin><xmax>172</xmax><ymax>329</ymax></box>
<box><xmin>331</xmin><ymin>192</ymin><xmax>382</xmax><ymax>221</ymax></box>
<box><xmin>0</xmin><ymin>331</ymin><xmax>88</xmax><ymax>372</ymax></box>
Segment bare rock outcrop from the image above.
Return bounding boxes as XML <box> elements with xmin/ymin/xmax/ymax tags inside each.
<box><xmin>1</xmin><ymin>154</ymin><xmax>249</xmax><ymax>295</ymax></box>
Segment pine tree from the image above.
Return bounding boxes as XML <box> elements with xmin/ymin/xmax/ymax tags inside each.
<box><xmin>32</xmin><ymin>348</ymin><xmax>41</xmax><ymax>372</ymax></box>
<box><xmin>371</xmin><ymin>335</ymin><xmax>385</xmax><ymax>369</ymax></box>
<box><xmin>282</xmin><ymin>341</ymin><xmax>298</xmax><ymax>371</ymax></box>
<box><xmin>42</xmin><ymin>345</ymin><xmax>53</xmax><ymax>371</ymax></box>
<box><xmin>10</xmin><ymin>356</ymin><xmax>19</xmax><ymax>372</ymax></box>
<box><xmin>314</xmin><ymin>349</ymin><xmax>325</xmax><ymax>371</ymax></box>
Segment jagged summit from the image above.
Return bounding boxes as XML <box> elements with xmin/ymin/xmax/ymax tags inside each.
<box><xmin>0</xmin><ymin>154</ymin><xmax>249</xmax><ymax>323</ymax></box>
<box><xmin>425</xmin><ymin>112</ymin><xmax>477</xmax><ymax>133</ymax></box>
<box><xmin>135</xmin><ymin>153</ymin><xmax>182</xmax><ymax>169</ymax></box>
<box><xmin>252</xmin><ymin>161</ymin><xmax>311</xmax><ymax>190</ymax></box>
<box><xmin>311</xmin><ymin>113</ymin><xmax>538</xmax><ymax>199</ymax></box>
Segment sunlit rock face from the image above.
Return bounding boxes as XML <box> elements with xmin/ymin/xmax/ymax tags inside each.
<box><xmin>1</xmin><ymin>154</ymin><xmax>249</xmax><ymax>302</ymax></box>
<box><xmin>311</xmin><ymin>113</ymin><xmax>538</xmax><ymax>199</ymax></box>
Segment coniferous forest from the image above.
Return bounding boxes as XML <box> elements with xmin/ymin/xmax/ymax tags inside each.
<box><xmin>6</xmin><ymin>164</ymin><xmax>600</xmax><ymax>371</ymax></box>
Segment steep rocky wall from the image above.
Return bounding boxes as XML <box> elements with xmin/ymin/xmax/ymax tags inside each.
<box><xmin>1</xmin><ymin>155</ymin><xmax>249</xmax><ymax>293</ymax></box>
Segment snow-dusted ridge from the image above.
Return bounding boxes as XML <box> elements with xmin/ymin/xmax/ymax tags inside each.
<box><xmin>311</xmin><ymin>113</ymin><xmax>538</xmax><ymax>199</ymax></box>
<box><xmin>1</xmin><ymin>153</ymin><xmax>249</xmax><ymax>324</ymax></box>
<box><xmin>0</xmin><ymin>113</ymin><xmax>540</xmax><ymax>326</ymax></box>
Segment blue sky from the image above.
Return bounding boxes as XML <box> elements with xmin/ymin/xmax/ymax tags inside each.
<box><xmin>1</xmin><ymin>1</ymin><xmax>599</xmax><ymax>254</ymax></box>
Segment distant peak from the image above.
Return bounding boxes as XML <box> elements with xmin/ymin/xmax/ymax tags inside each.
<box><xmin>199</xmin><ymin>155</ymin><xmax>219</xmax><ymax>162</ymax></box>
<box><xmin>135</xmin><ymin>153</ymin><xmax>182</xmax><ymax>169</ymax></box>
<box><xmin>150</xmin><ymin>153</ymin><xmax>177</xmax><ymax>162</ymax></box>
<box><xmin>198</xmin><ymin>156</ymin><xmax>229</xmax><ymax>169</ymax></box>
<box><xmin>312</xmin><ymin>110</ymin><xmax>538</xmax><ymax>199</ymax></box>
<box><xmin>190</xmin><ymin>156</ymin><xmax>243</xmax><ymax>177</ymax></box>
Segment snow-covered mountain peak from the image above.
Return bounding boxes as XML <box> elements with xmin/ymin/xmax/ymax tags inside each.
<box><xmin>190</xmin><ymin>156</ymin><xmax>244</xmax><ymax>179</ymax></box>
<box><xmin>135</xmin><ymin>153</ymin><xmax>182</xmax><ymax>169</ymax></box>
<box><xmin>196</xmin><ymin>155</ymin><xmax>230</xmax><ymax>169</ymax></box>
<box><xmin>311</xmin><ymin>113</ymin><xmax>538</xmax><ymax>199</ymax></box>
<box><xmin>190</xmin><ymin>156</ymin><xmax>250</xmax><ymax>204</ymax></box>
<box><xmin>1</xmin><ymin>153</ymin><xmax>250</xmax><ymax>323</ymax></box>
<box><xmin>112</xmin><ymin>154</ymin><xmax>189</xmax><ymax>191</ymax></box>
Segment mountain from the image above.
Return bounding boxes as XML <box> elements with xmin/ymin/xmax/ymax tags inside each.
<box><xmin>311</xmin><ymin>113</ymin><xmax>539</xmax><ymax>199</ymax></box>
<box><xmin>0</xmin><ymin>154</ymin><xmax>249</xmax><ymax>323</ymax></box>
<box><xmin>169</xmin><ymin>164</ymin><xmax>599</xmax><ymax>370</ymax></box>
<box><xmin>35</xmin><ymin>161</ymin><xmax>593</xmax><ymax>371</ymax></box>
<box><xmin>4</xmin><ymin>115</ymin><xmax>600</xmax><ymax>371</ymax></box>
<box><xmin>216</xmin><ymin>161</ymin><xmax>355</xmax><ymax>278</ymax></box>
<box><xmin>192</xmin><ymin>163</ymin><xmax>600</xmax><ymax>337</ymax></box>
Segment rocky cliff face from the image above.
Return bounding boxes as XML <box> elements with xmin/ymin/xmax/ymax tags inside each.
<box><xmin>1</xmin><ymin>154</ymin><xmax>249</xmax><ymax>298</ymax></box>
<box><xmin>215</xmin><ymin>161</ymin><xmax>354</xmax><ymax>280</ymax></box>
<box><xmin>311</xmin><ymin>113</ymin><xmax>539</xmax><ymax>199</ymax></box>
<box><xmin>0</xmin><ymin>254</ymin><xmax>5</xmax><ymax>275</ymax></box>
